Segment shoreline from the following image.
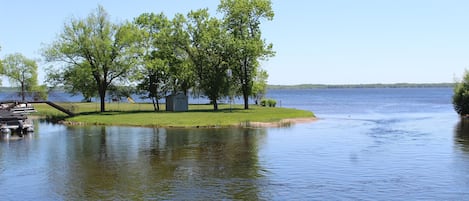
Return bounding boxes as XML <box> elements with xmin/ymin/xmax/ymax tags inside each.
<box><xmin>59</xmin><ymin>116</ymin><xmax>318</xmax><ymax>129</ymax></box>
<box><xmin>33</xmin><ymin>103</ymin><xmax>315</xmax><ymax>128</ymax></box>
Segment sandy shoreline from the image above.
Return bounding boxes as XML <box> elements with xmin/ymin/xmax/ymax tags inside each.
<box><xmin>241</xmin><ymin>117</ymin><xmax>317</xmax><ymax>128</ymax></box>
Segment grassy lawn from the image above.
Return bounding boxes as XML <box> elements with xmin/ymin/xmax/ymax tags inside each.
<box><xmin>32</xmin><ymin>102</ymin><xmax>315</xmax><ymax>127</ymax></box>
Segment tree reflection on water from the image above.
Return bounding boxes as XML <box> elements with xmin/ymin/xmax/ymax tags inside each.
<box><xmin>454</xmin><ymin>119</ymin><xmax>469</xmax><ymax>153</ymax></box>
<box><xmin>56</xmin><ymin>126</ymin><xmax>268</xmax><ymax>200</ymax></box>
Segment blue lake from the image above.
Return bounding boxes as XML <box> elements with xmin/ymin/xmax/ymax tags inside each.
<box><xmin>1</xmin><ymin>87</ymin><xmax>468</xmax><ymax>200</ymax></box>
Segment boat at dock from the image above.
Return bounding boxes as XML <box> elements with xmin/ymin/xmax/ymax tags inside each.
<box><xmin>0</xmin><ymin>103</ymin><xmax>35</xmax><ymax>138</ymax></box>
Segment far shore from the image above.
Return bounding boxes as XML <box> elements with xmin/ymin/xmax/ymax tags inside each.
<box><xmin>268</xmin><ymin>83</ymin><xmax>454</xmax><ymax>90</ymax></box>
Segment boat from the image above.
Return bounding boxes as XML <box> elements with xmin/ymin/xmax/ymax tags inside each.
<box><xmin>0</xmin><ymin>102</ymin><xmax>35</xmax><ymax>136</ymax></box>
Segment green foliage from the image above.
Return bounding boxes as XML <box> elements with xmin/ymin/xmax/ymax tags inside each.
<box><xmin>31</xmin><ymin>85</ymin><xmax>48</xmax><ymax>100</ymax></box>
<box><xmin>45</xmin><ymin>62</ymin><xmax>97</xmax><ymax>101</ymax></box>
<box><xmin>134</xmin><ymin>12</ymin><xmax>193</xmax><ymax>111</ymax></box>
<box><xmin>186</xmin><ymin>9</ymin><xmax>231</xmax><ymax>110</ymax></box>
<box><xmin>453</xmin><ymin>70</ymin><xmax>469</xmax><ymax>116</ymax></box>
<box><xmin>2</xmin><ymin>53</ymin><xmax>38</xmax><ymax>101</ymax></box>
<box><xmin>260</xmin><ymin>99</ymin><xmax>267</xmax><ymax>106</ymax></box>
<box><xmin>267</xmin><ymin>99</ymin><xmax>276</xmax><ymax>107</ymax></box>
<box><xmin>42</xmin><ymin>6</ymin><xmax>139</xmax><ymax>112</ymax></box>
<box><xmin>260</xmin><ymin>98</ymin><xmax>276</xmax><ymax>107</ymax></box>
<box><xmin>108</xmin><ymin>85</ymin><xmax>135</xmax><ymax>101</ymax></box>
<box><xmin>218</xmin><ymin>0</ymin><xmax>275</xmax><ymax>109</ymax></box>
<box><xmin>170</xmin><ymin>14</ymin><xmax>195</xmax><ymax>95</ymax></box>
<box><xmin>252</xmin><ymin>68</ymin><xmax>268</xmax><ymax>104</ymax></box>
<box><xmin>41</xmin><ymin>3</ymin><xmax>276</xmax><ymax>112</ymax></box>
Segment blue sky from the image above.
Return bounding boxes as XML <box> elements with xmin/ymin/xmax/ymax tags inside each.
<box><xmin>1</xmin><ymin>0</ymin><xmax>469</xmax><ymax>85</ymax></box>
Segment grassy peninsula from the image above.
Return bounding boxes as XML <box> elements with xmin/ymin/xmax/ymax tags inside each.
<box><xmin>32</xmin><ymin>102</ymin><xmax>315</xmax><ymax>128</ymax></box>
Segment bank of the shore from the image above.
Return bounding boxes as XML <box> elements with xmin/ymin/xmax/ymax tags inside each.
<box><xmin>33</xmin><ymin>102</ymin><xmax>315</xmax><ymax>128</ymax></box>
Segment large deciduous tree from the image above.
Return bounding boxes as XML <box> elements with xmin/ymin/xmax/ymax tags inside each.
<box><xmin>2</xmin><ymin>53</ymin><xmax>38</xmax><ymax>101</ymax></box>
<box><xmin>186</xmin><ymin>9</ymin><xmax>231</xmax><ymax>110</ymax></box>
<box><xmin>134</xmin><ymin>13</ymin><xmax>194</xmax><ymax>111</ymax></box>
<box><xmin>134</xmin><ymin>13</ymin><xmax>174</xmax><ymax>111</ymax></box>
<box><xmin>167</xmin><ymin>13</ymin><xmax>195</xmax><ymax>96</ymax></box>
<box><xmin>218</xmin><ymin>0</ymin><xmax>275</xmax><ymax>109</ymax></box>
<box><xmin>43</xmin><ymin>6</ymin><xmax>138</xmax><ymax>112</ymax></box>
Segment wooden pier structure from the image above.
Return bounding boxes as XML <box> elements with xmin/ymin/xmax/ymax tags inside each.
<box><xmin>2</xmin><ymin>101</ymin><xmax>75</xmax><ymax>117</ymax></box>
<box><xmin>1</xmin><ymin>101</ymin><xmax>74</xmax><ymax>138</ymax></box>
<box><xmin>28</xmin><ymin>101</ymin><xmax>75</xmax><ymax>116</ymax></box>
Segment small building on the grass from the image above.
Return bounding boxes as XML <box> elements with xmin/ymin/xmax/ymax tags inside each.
<box><xmin>165</xmin><ymin>93</ymin><xmax>188</xmax><ymax>112</ymax></box>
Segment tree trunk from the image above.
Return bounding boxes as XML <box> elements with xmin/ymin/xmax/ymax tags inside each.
<box><xmin>243</xmin><ymin>91</ymin><xmax>249</xmax><ymax>109</ymax></box>
<box><xmin>242</xmin><ymin>58</ymin><xmax>250</xmax><ymax>109</ymax></box>
<box><xmin>99</xmin><ymin>93</ymin><xmax>106</xmax><ymax>112</ymax></box>
<box><xmin>213</xmin><ymin>100</ymin><xmax>218</xmax><ymax>111</ymax></box>
<box><xmin>152</xmin><ymin>98</ymin><xmax>158</xmax><ymax>111</ymax></box>
<box><xmin>99</xmin><ymin>86</ymin><xmax>106</xmax><ymax>112</ymax></box>
<box><xmin>156</xmin><ymin>99</ymin><xmax>160</xmax><ymax>111</ymax></box>
<box><xmin>21</xmin><ymin>82</ymin><xmax>25</xmax><ymax>102</ymax></box>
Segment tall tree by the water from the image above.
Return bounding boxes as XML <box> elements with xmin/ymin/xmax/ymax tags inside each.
<box><xmin>218</xmin><ymin>0</ymin><xmax>275</xmax><ymax>109</ymax></box>
<box><xmin>42</xmin><ymin>6</ymin><xmax>139</xmax><ymax>112</ymax></box>
<box><xmin>134</xmin><ymin>12</ymin><xmax>194</xmax><ymax>111</ymax></box>
<box><xmin>2</xmin><ymin>53</ymin><xmax>38</xmax><ymax>101</ymax></box>
<box><xmin>186</xmin><ymin>9</ymin><xmax>231</xmax><ymax>110</ymax></box>
<box><xmin>134</xmin><ymin>13</ymin><xmax>172</xmax><ymax>111</ymax></box>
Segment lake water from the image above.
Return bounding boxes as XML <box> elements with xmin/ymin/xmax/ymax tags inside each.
<box><xmin>1</xmin><ymin>87</ymin><xmax>468</xmax><ymax>200</ymax></box>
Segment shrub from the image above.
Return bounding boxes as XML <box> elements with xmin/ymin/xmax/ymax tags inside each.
<box><xmin>267</xmin><ymin>99</ymin><xmax>277</xmax><ymax>107</ymax></box>
<box><xmin>260</xmin><ymin>99</ymin><xmax>268</xmax><ymax>107</ymax></box>
<box><xmin>260</xmin><ymin>98</ymin><xmax>277</xmax><ymax>107</ymax></box>
<box><xmin>454</xmin><ymin>70</ymin><xmax>469</xmax><ymax>116</ymax></box>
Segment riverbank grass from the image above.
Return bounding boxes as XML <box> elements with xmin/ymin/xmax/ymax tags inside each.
<box><xmin>32</xmin><ymin>103</ymin><xmax>315</xmax><ymax>127</ymax></box>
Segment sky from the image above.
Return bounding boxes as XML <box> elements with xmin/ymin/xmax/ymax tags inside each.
<box><xmin>1</xmin><ymin>0</ymin><xmax>469</xmax><ymax>85</ymax></box>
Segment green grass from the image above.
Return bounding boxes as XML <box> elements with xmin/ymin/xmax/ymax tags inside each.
<box><xmin>32</xmin><ymin>102</ymin><xmax>315</xmax><ymax>127</ymax></box>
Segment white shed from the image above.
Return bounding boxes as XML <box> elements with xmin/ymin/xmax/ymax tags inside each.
<box><xmin>165</xmin><ymin>93</ymin><xmax>188</xmax><ymax>112</ymax></box>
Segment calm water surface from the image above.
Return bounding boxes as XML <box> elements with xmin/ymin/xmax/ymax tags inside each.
<box><xmin>1</xmin><ymin>88</ymin><xmax>468</xmax><ymax>200</ymax></box>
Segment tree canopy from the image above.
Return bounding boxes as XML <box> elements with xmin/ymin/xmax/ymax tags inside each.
<box><xmin>40</xmin><ymin>1</ymin><xmax>274</xmax><ymax>111</ymax></box>
<box><xmin>2</xmin><ymin>53</ymin><xmax>39</xmax><ymax>101</ymax></box>
<box><xmin>45</xmin><ymin>62</ymin><xmax>97</xmax><ymax>102</ymax></box>
<box><xmin>251</xmin><ymin>68</ymin><xmax>268</xmax><ymax>104</ymax></box>
<box><xmin>185</xmin><ymin>9</ymin><xmax>232</xmax><ymax>110</ymax></box>
<box><xmin>133</xmin><ymin>12</ymin><xmax>193</xmax><ymax>111</ymax></box>
<box><xmin>42</xmin><ymin>6</ymin><xmax>139</xmax><ymax>112</ymax></box>
<box><xmin>218</xmin><ymin>0</ymin><xmax>274</xmax><ymax>109</ymax></box>
<box><xmin>453</xmin><ymin>70</ymin><xmax>469</xmax><ymax>116</ymax></box>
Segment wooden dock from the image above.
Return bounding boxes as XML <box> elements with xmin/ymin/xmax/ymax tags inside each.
<box><xmin>28</xmin><ymin>101</ymin><xmax>75</xmax><ymax>116</ymax></box>
<box><xmin>0</xmin><ymin>101</ymin><xmax>75</xmax><ymax>139</ymax></box>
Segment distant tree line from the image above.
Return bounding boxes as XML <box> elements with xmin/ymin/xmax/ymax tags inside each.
<box><xmin>42</xmin><ymin>0</ymin><xmax>274</xmax><ymax>112</ymax></box>
<box><xmin>268</xmin><ymin>83</ymin><xmax>455</xmax><ymax>90</ymax></box>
